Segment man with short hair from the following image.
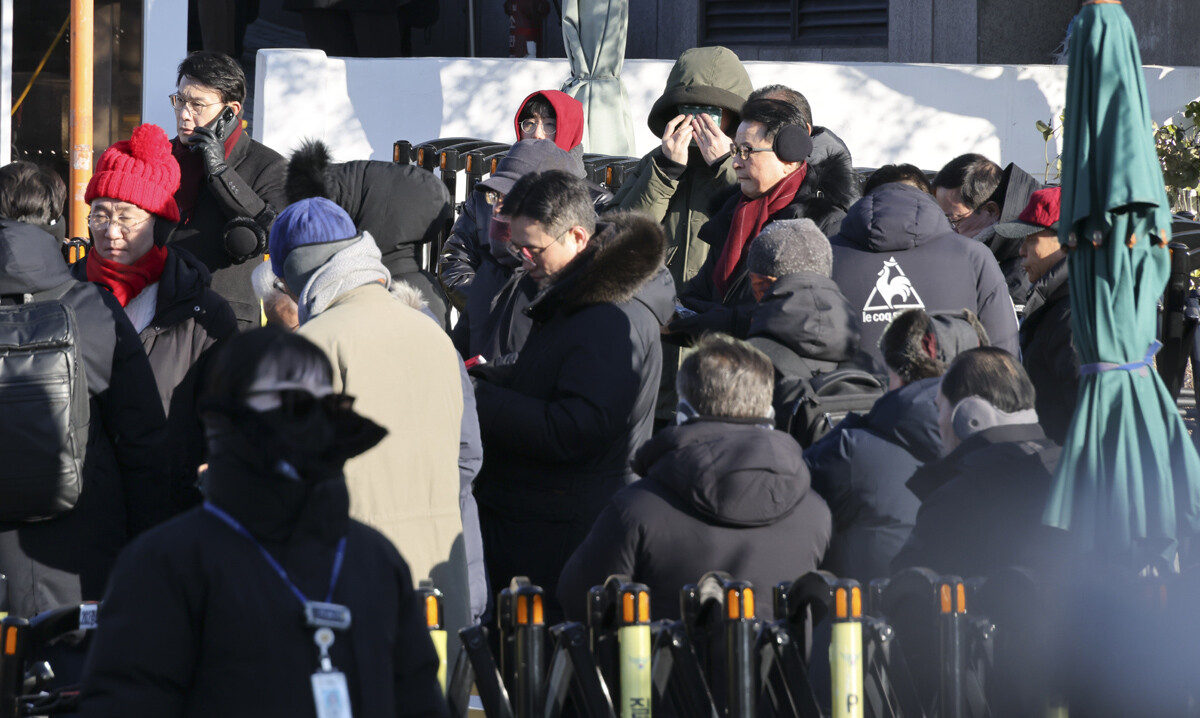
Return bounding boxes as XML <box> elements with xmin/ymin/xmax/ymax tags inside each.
<box><xmin>743</xmin><ymin>218</ymin><xmax>860</xmax><ymax>419</ymax></box>
<box><xmin>557</xmin><ymin>333</ymin><xmax>831</xmax><ymax>621</ymax></box>
<box><xmin>170</xmin><ymin>50</ymin><xmax>287</xmax><ymax>329</ymax></box>
<box><xmin>472</xmin><ymin>171</ymin><xmax>674</xmax><ymax>623</ymax></box>
<box><xmin>995</xmin><ymin>186</ymin><xmax>1076</xmax><ymax>443</ymax></box>
<box><xmin>891</xmin><ymin>347</ymin><xmax>1064</xmax><ymax>577</ymax></box>
<box><xmin>932</xmin><ymin>153</ymin><xmax>1043</xmax><ymax>311</ymax></box>
<box><xmin>0</xmin><ymin>161</ymin><xmax>66</xmax><ymax>235</ymax></box>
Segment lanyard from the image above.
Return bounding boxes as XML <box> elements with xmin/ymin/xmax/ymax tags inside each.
<box><xmin>203</xmin><ymin>501</ymin><xmax>347</xmax><ymax>607</ymax></box>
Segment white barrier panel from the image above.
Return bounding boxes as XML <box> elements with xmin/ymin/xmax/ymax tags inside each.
<box><xmin>253</xmin><ymin>49</ymin><xmax>1200</xmax><ymax>177</ymax></box>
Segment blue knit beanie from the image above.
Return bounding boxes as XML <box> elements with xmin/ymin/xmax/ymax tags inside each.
<box><xmin>269</xmin><ymin>197</ymin><xmax>358</xmax><ymax>278</ymax></box>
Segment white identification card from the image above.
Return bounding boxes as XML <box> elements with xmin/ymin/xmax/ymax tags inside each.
<box><xmin>311</xmin><ymin>670</ymin><xmax>353</xmax><ymax>718</ymax></box>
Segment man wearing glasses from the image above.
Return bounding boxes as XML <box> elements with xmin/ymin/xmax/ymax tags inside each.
<box><xmin>169</xmin><ymin>50</ymin><xmax>288</xmax><ymax>330</ymax></box>
<box><xmin>470</xmin><ymin>171</ymin><xmax>674</xmax><ymax>624</ymax></box>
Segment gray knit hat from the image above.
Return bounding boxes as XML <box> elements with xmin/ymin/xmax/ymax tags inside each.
<box><xmin>747</xmin><ymin>218</ymin><xmax>832</xmax><ymax>278</ymax></box>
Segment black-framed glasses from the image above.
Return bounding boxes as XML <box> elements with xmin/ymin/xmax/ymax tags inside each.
<box><xmin>87</xmin><ymin>212</ymin><xmax>153</xmax><ymax>235</ymax></box>
<box><xmin>169</xmin><ymin>93</ymin><xmax>222</xmax><ymax>115</ymax></box>
<box><xmin>507</xmin><ymin>228</ymin><xmax>571</xmax><ymax>262</ymax></box>
<box><xmin>945</xmin><ymin>209</ymin><xmax>977</xmax><ymax>231</ymax></box>
<box><xmin>729</xmin><ymin>143</ymin><xmax>775</xmax><ymax>161</ymax></box>
<box><xmin>519</xmin><ymin>118</ymin><xmax>557</xmax><ymax>136</ymax></box>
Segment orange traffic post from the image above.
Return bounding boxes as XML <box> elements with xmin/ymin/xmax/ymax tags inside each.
<box><xmin>69</xmin><ymin>0</ymin><xmax>94</xmax><ymax>241</ymax></box>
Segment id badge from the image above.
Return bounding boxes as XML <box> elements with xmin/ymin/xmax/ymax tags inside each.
<box><xmin>305</xmin><ymin>601</ymin><xmax>352</xmax><ymax>630</ymax></box>
<box><xmin>312</xmin><ymin>670</ymin><xmax>353</xmax><ymax>718</ymax></box>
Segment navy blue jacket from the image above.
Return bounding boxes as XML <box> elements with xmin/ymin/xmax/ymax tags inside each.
<box><xmin>803</xmin><ymin>377</ymin><xmax>941</xmax><ymax>583</ymax></box>
<box><xmin>829</xmin><ymin>183</ymin><xmax>1019</xmax><ymax>374</ymax></box>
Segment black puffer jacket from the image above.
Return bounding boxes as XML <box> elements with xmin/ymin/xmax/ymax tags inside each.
<box><xmin>747</xmin><ymin>271</ymin><xmax>860</xmax><ymax>419</ymax></box>
<box><xmin>72</xmin><ymin>247</ymin><xmax>237</xmax><ymax>414</ymax></box>
<box><xmin>830</xmin><ymin>183</ymin><xmax>1020</xmax><ymax>375</ymax></box>
<box><xmin>80</xmin><ymin>455</ymin><xmax>448</xmax><ymax>717</ymax></box>
<box><xmin>892</xmin><ymin>423</ymin><xmax>1064</xmax><ymax>577</ymax></box>
<box><xmin>0</xmin><ymin>220</ymin><xmax>166</xmax><ymax>619</ymax></box>
<box><xmin>286</xmin><ymin>141</ymin><xmax>455</xmax><ymax>327</ymax></box>
<box><xmin>452</xmin><ymin>256</ymin><xmax>537</xmax><ymax>362</ymax></box>
<box><xmin>683</xmin><ymin>154</ymin><xmax>859</xmax><ymax>316</ymax></box>
<box><xmin>170</xmin><ymin>132</ymin><xmax>287</xmax><ymax>330</ymax></box>
<box><xmin>803</xmin><ymin>377</ymin><xmax>940</xmax><ymax>584</ymax></box>
<box><xmin>557</xmin><ymin>420</ymin><xmax>831</xmax><ymax>621</ymax></box>
<box><xmin>1019</xmin><ymin>259</ymin><xmax>1076</xmax><ymax>444</ymax></box>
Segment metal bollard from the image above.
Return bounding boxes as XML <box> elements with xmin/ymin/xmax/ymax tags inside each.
<box><xmin>501</xmin><ymin>577</ymin><xmax>546</xmax><ymax>718</ymax></box>
<box><xmin>617</xmin><ymin>584</ymin><xmax>652</xmax><ymax>718</ymax></box>
<box><xmin>416</xmin><ymin>580</ymin><xmax>447</xmax><ymax>694</ymax></box>
<box><xmin>831</xmin><ymin>580</ymin><xmax>864</xmax><ymax>718</ymax></box>
<box><xmin>724</xmin><ymin>580</ymin><xmax>757</xmax><ymax>718</ymax></box>
<box><xmin>937</xmin><ymin>576</ymin><xmax>967</xmax><ymax>718</ymax></box>
<box><xmin>393</xmin><ymin>140</ymin><xmax>413</xmax><ymax>165</ymax></box>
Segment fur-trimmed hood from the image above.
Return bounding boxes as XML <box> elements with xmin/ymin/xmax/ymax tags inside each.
<box><xmin>527</xmin><ymin>211</ymin><xmax>670</xmax><ymax>322</ymax></box>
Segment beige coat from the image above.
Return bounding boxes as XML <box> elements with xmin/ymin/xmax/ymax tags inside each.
<box><xmin>300</xmin><ymin>282</ymin><xmax>465</xmax><ymax>606</ymax></box>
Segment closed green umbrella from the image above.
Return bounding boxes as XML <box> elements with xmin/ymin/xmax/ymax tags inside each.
<box><xmin>1043</xmin><ymin>0</ymin><xmax>1200</xmax><ymax>568</ymax></box>
<box><xmin>560</xmin><ymin>0</ymin><xmax>636</xmax><ymax>156</ymax></box>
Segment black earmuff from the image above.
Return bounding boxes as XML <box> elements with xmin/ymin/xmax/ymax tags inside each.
<box><xmin>773</xmin><ymin>124</ymin><xmax>814</xmax><ymax>164</ymax></box>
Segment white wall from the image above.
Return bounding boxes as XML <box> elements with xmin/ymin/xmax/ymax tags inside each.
<box><xmin>254</xmin><ymin>50</ymin><xmax>1200</xmax><ymax>178</ymax></box>
<box><xmin>1</xmin><ymin>0</ymin><xmax>11</xmax><ymax>165</ymax></box>
<box><xmin>142</xmin><ymin>0</ymin><xmax>187</xmax><ymax>136</ymax></box>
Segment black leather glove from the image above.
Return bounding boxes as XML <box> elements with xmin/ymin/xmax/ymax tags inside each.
<box><xmin>189</xmin><ymin>126</ymin><xmax>229</xmax><ymax>177</ymax></box>
<box><xmin>467</xmin><ymin>352</ymin><xmax>519</xmax><ymax>388</ymax></box>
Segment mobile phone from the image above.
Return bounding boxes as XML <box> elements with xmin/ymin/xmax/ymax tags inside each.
<box><xmin>678</xmin><ymin>104</ymin><xmax>723</xmax><ymax>126</ymax></box>
<box><xmin>209</xmin><ymin>107</ymin><xmax>238</xmax><ymax>142</ymax></box>
<box><xmin>464</xmin><ymin>355</ymin><xmax>488</xmax><ymax>369</ymax></box>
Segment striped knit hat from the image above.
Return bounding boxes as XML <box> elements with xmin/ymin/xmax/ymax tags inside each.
<box><xmin>85</xmin><ymin>123</ymin><xmax>181</xmax><ymax>222</ymax></box>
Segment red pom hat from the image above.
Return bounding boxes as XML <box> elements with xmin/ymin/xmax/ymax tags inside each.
<box><xmin>85</xmin><ymin>123</ymin><xmax>181</xmax><ymax>222</ymax></box>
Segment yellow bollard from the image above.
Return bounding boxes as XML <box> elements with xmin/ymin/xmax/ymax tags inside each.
<box><xmin>830</xmin><ymin>581</ymin><xmax>864</xmax><ymax>718</ymax></box>
<box><xmin>417</xmin><ymin>582</ymin><xmax>447</xmax><ymax>694</ymax></box>
<box><xmin>618</xmin><ymin>586</ymin><xmax>652</xmax><ymax>718</ymax></box>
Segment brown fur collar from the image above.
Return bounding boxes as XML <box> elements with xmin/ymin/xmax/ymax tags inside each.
<box><xmin>528</xmin><ymin>211</ymin><xmax>667</xmax><ymax>320</ymax></box>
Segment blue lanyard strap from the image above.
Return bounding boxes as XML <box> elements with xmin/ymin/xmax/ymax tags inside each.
<box><xmin>1079</xmin><ymin>339</ymin><xmax>1162</xmax><ymax>376</ymax></box>
<box><xmin>203</xmin><ymin>501</ymin><xmax>347</xmax><ymax>606</ymax></box>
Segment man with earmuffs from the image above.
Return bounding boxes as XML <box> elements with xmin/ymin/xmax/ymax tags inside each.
<box><xmin>671</xmin><ymin>97</ymin><xmax>856</xmax><ymax>340</ymax></box>
<box><xmin>891</xmin><ymin>347</ymin><xmax>1067</xmax><ymax>578</ymax></box>
<box><xmin>169</xmin><ymin>50</ymin><xmax>288</xmax><ymax>330</ymax></box>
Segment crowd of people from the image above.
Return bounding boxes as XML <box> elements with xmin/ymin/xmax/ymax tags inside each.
<box><xmin>0</xmin><ymin>44</ymin><xmax>1096</xmax><ymax>715</ymax></box>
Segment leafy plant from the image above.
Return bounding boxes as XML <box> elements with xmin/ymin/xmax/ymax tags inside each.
<box><xmin>1036</xmin><ymin>114</ymin><xmax>1065</xmax><ymax>184</ymax></box>
<box><xmin>1154</xmin><ymin>100</ymin><xmax>1200</xmax><ymax>213</ymax></box>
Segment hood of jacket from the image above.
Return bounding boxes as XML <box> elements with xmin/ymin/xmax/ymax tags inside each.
<box><xmin>514</xmin><ymin>90</ymin><xmax>585</xmax><ymax>152</ymax></box>
<box><xmin>633</xmin><ymin>420</ymin><xmax>812</xmax><ymax>527</ymax></box>
<box><xmin>0</xmin><ymin>219</ymin><xmax>74</xmax><ymax>296</ymax></box>
<box><xmin>906</xmin><ymin>422</ymin><xmax>1053</xmax><ymax>502</ymax></box>
<box><xmin>833</xmin><ymin>182</ymin><xmax>957</xmax><ymax>252</ymax></box>
<box><xmin>748</xmin><ymin>272</ymin><xmax>860</xmax><ymax>363</ymax></box>
<box><xmin>648</xmin><ymin>46</ymin><xmax>752</xmax><ymax>138</ymax></box>
<box><xmin>284</xmin><ymin>140</ymin><xmax>454</xmax><ymax>271</ymax></box>
<box><xmin>527</xmin><ymin>211</ymin><xmax>668</xmax><ymax>321</ymax></box>
<box><xmin>1023</xmin><ymin>256</ymin><xmax>1068</xmax><ymax>318</ymax></box>
<box><xmin>808</xmin><ymin>126</ymin><xmax>860</xmax><ymax>210</ymax></box>
<box><xmin>863</xmin><ymin>376</ymin><xmax>943</xmax><ymax>464</ymax></box>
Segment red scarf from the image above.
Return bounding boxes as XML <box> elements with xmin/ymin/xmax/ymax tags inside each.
<box><xmin>712</xmin><ymin>164</ymin><xmax>808</xmax><ymax>298</ymax></box>
<box><xmin>86</xmin><ymin>244</ymin><xmax>168</xmax><ymax>307</ymax></box>
<box><xmin>172</xmin><ymin>120</ymin><xmax>244</xmax><ymax>222</ymax></box>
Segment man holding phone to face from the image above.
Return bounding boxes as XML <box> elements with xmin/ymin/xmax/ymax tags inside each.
<box><xmin>170</xmin><ymin>51</ymin><xmax>288</xmax><ymax>330</ymax></box>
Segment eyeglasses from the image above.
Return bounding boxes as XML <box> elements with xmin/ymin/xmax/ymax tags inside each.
<box><xmin>169</xmin><ymin>93</ymin><xmax>222</xmax><ymax>115</ymax></box>
<box><xmin>729</xmin><ymin>143</ymin><xmax>775</xmax><ymax>161</ymax></box>
<box><xmin>484</xmin><ymin>190</ymin><xmax>504</xmax><ymax>207</ymax></box>
<box><xmin>946</xmin><ymin>209</ymin><xmax>976</xmax><ymax>231</ymax></box>
<box><xmin>87</xmin><ymin>212</ymin><xmax>153</xmax><ymax>235</ymax></box>
<box><xmin>519</xmin><ymin>118</ymin><xmax>557</xmax><ymax>136</ymax></box>
<box><xmin>507</xmin><ymin>228</ymin><xmax>571</xmax><ymax>262</ymax></box>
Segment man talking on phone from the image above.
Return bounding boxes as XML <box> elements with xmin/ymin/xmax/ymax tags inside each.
<box><xmin>170</xmin><ymin>50</ymin><xmax>288</xmax><ymax>329</ymax></box>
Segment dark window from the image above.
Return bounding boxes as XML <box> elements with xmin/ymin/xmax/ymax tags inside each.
<box><xmin>701</xmin><ymin>0</ymin><xmax>888</xmax><ymax>48</ymax></box>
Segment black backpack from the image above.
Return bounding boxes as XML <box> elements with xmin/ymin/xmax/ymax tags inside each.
<box><xmin>0</xmin><ymin>281</ymin><xmax>89</xmax><ymax>521</ymax></box>
<box><xmin>782</xmin><ymin>368</ymin><xmax>886</xmax><ymax>448</ymax></box>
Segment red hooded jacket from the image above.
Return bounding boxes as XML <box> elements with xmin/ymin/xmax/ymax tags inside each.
<box><xmin>513</xmin><ymin>90</ymin><xmax>585</xmax><ymax>152</ymax></box>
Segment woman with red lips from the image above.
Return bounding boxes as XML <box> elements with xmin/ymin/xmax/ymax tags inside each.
<box><xmin>74</xmin><ymin>123</ymin><xmax>236</xmax><ymax>415</ymax></box>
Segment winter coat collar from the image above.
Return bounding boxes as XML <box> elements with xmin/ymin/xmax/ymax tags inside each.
<box><xmin>833</xmin><ymin>181</ymin><xmax>958</xmax><ymax>253</ymax></box>
<box><xmin>748</xmin><ymin>271</ymin><xmax>860</xmax><ymax>363</ymax></box>
<box><xmin>906</xmin><ymin>422</ymin><xmax>1049</xmax><ymax>502</ymax></box>
<box><xmin>633</xmin><ymin>420</ymin><xmax>811</xmax><ymax>527</ymax></box>
<box><xmin>0</xmin><ymin>219</ymin><xmax>75</xmax><ymax>297</ymax></box>
<box><xmin>526</xmin><ymin>212</ymin><xmax>668</xmax><ymax>322</ymax></box>
<box><xmin>1023</xmin><ymin>257</ymin><xmax>1069</xmax><ymax>319</ymax></box>
<box><xmin>71</xmin><ymin>245</ymin><xmax>215</xmax><ymax>331</ymax></box>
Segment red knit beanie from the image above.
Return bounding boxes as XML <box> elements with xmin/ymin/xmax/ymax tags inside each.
<box><xmin>85</xmin><ymin>124</ymin><xmax>181</xmax><ymax>222</ymax></box>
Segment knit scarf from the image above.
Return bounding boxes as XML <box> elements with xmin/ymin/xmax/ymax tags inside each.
<box><xmin>86</xmin><ymin>244</ymin><xmax>168</xmax><ymax>307</ymax></box>
<box><xmin>172</xmin><ymin>120</ymin><xmax>244</xmax><ymax>222</ymax></box>
<box><xmin>712</xmin><ymin>164</ymin><xmax>808</xmax><ymax>298</ymax></box>
<box><xmin>297</xmin><ymin>232</ymin><xmax>391</xmax><ymax>324</ymax></box>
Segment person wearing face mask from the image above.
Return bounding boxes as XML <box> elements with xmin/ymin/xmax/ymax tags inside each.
<box><xmin>556</xmin><ymin>334</ymin><xmax>831</xmax><ymax>621</ymax></box>
<box><xmin>890</xmin><ymin>347</ymin><xmax>1066</xmax><ymax>578</ymax></box>
<box><xmin>80</xmin><ymin>327</ymin><xmax>450</xmax><ymax>717</ymax></box>
<box><xmin>74</xmin><ymin>123</ymin><xmax>237</xmax><ymax>416</ymax></box>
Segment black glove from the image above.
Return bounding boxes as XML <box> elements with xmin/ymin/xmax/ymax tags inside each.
<box><xmin>667</xmin><ymin>307</ymin><xmax>736</xmax><ymax>339</ymax></box>
<box><xmin>467</xmin><ymin>352</ymin><xmax>519</xmax><ymax>387</ymax></box>
<box><xmin>189</xmin><ymin>126</ymin><xmax>229</xmax><ymax>177</ymax></box>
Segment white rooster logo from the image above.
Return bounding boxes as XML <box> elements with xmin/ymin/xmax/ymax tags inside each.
<box><xmin>863</xmin><ymin>257</ymin><xmax>925</xmax><ymax>312</ymax></box>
